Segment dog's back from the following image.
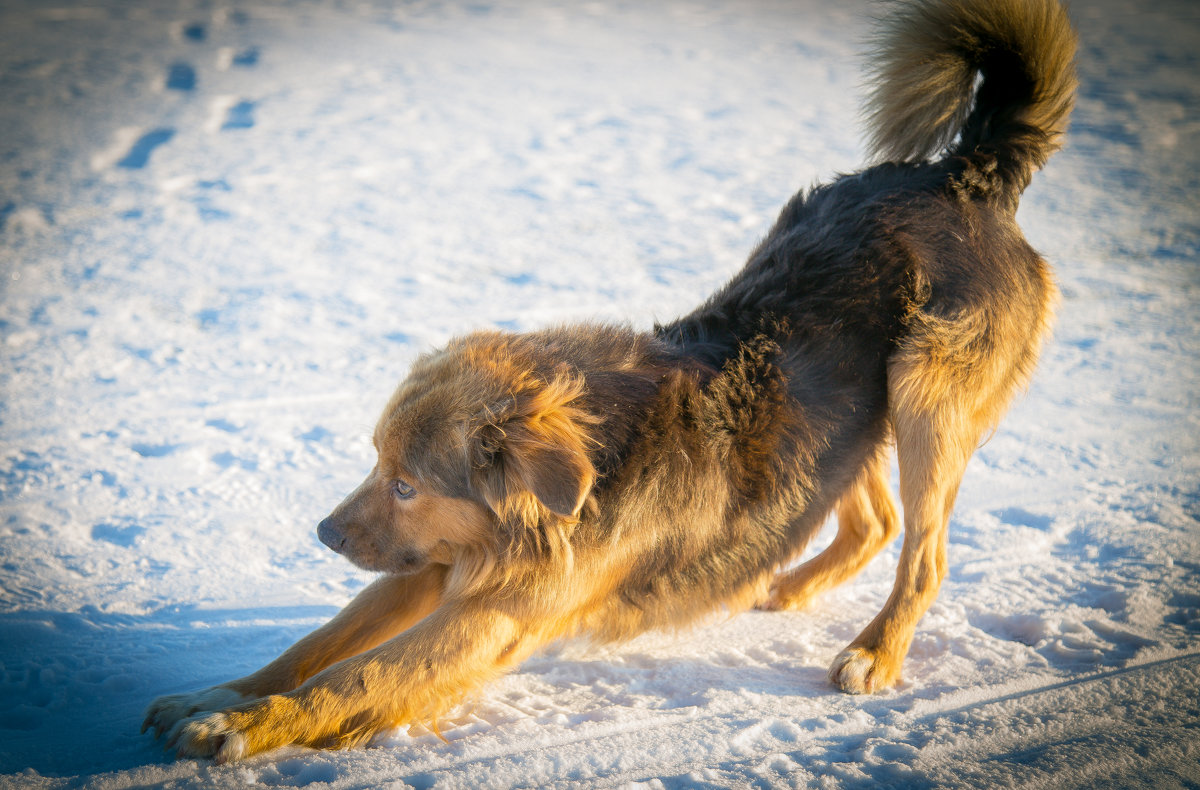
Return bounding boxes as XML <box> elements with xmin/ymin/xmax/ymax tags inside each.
<box><xmin>664</xmin><ymin>0</ymin><xmax>1077</xmax><ymax>352</ymax></box>
<box><xmin>659</xmin><ymin>0</ymin><xmax>1076</xmax><ymax>474</ymax></box>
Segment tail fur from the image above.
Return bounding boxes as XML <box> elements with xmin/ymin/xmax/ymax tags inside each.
<box><xmin>863</xmin><ymin>0</ymin><xmax>1077</xmax><ymax>188</ymax></box>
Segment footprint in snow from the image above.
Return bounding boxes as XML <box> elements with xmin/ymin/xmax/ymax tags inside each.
<box><xmin>993</xmin><ymin>506</ymin><xmax>1053</xmax><ymax>531</ymax></box>
<box><xmin>205</xmin><ymin>418</ymin><xmax>242</xmax><ymax>433</ymax></box>
<box><xmin>217</xmin><ymin>46</ymin><xmax>261</xmax><ymax>70</ymax></box>
<box><xmin>115</xmin><ymin>129</ymin><xmax>175</xmax><ymax>169</ymax></box>
<box><xmin>221</xmin><ymin>100</ymin><xmax>256</xmax><ymax>130</ymax></box>
<box><xmin>131</xmin><ymin>442</ymin><xmax>179</xmax><ymax>458</ymax></box>
<box><xmin>299</xmin><ymin>426</ymin><xmax>331</xmax><ymax>442</ymax></box>
<box><xmin>91</xmin><ymin>522</ymin><xmax>145</xmax><ymax>548</ymax></box>
<box><xmin>165</xmin><ymin>62</ymin><xmax>196</xmax><ymax>91</ymax></box>
<box><xmin>212</xmin><ymin>451</ymin><xmax>257</xmax><ymax>471</ymax></box>
<box><xmin>232</xmin><ymin>47</ymin><xmax>259</xmax><ymax>67</ymax></box>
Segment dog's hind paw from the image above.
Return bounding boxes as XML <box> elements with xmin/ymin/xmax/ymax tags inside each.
<box><xmin>754</xmin><ymin>585</ymin><xmax>815</xmax><ymax>612</ymax></box>
<box><xmin>828</xmin><ymin>646</ymin><xmax>901</xmax><ymax>694</ymax></box>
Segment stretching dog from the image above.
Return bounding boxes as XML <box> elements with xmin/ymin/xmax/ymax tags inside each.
<box><xmin>145</xmin><ymin>0</ymin><xmax>1077</xmax><ymax>762</ymax></box>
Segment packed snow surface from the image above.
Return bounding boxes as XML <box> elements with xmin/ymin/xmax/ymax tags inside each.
<box><xmin>1</xmin><ymin>0</ymin><xmax>1197</xmax><ymax>787</ymax></box>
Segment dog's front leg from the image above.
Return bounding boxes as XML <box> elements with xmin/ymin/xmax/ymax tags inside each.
<box><xmin>143</xmin><ymin>565</ymin><xmax>445</xmax><ymax>740</ymax></box>
<box><xmin>226</xmin><ymin>564</ymin><xmax>448</xmax><ymax>698</ymax></box>
<box><xmin>167</xmin><ymin>597</ymin><xmax>533</xmax><ymax>762</ymax></box>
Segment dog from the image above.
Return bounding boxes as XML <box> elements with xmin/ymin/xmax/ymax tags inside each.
<box><xmin>144</xmin><ymin>0</ymin><xmax>1077</xmax><ymax>763</ymax></box>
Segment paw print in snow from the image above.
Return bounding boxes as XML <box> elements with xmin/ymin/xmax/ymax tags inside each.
<box><xmin>116</xmin><ymin>129</ymin><xmax>175</xmax><ymax>169</ymax></box>
<box><xmin>222</xmin><ymin>101</ymin><xmax>256</xmax><ymax>130</ymax></box>
<box><xmin>166</xmin><ymin>62</ymin><xmax>196</xmax><ymax>91</ymax></box>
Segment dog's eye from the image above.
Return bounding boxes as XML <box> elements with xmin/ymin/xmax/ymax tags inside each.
<box><xmin>392</xmin><ymin>480</ymin><xmax>416</xmax><ymax>500</ymax></box>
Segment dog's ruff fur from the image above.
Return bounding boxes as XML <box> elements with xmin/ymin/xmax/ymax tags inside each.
<box><xmin>144</xmin><ymin>0</ymin><xmax>1077</xmax><ymax>762</ymax></box>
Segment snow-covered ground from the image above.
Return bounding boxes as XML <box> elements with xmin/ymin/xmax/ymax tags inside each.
<box><xmin>1</xmin><ymin>0</ymin><xmax>1197</xmax><ymax>787</ymax></box>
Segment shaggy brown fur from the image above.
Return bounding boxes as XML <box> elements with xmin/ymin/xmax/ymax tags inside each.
<box><xmin>144</xmin><ymin>0</ymin><xmax>1077</xmax><ymax>762</ymax></box>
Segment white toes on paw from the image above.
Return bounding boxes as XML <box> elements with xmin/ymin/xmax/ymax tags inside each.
<box><xmin>828</xmin><ymin>648</ymin><xmax>878</xmax><ymax>694</ymax></box>
<box><xmin>170</xmin><ymin>711</ymin><xmax>244</xmax><ymax>760</ymax></box>
<box><xmin>143</xmin><ymin>686</ymin><xmax>249</xmax><ymax>741</ymax></box>
<box><xmin>215</xmin><ymin>731</ymin><xmax>249</xmax><ymax>764</ymax></box>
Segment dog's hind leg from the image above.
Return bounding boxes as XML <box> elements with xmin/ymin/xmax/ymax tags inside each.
<box><xmin>828</xmin><ymin>398</ymin><xmax>972</xmax><ymax>694</ymax></box>
<box><xmin>828</xmin><ymin>304</ymin><xmax>1044</xmax><ymax>693</ymax></box>
<box><xmin>760</xmin><ymin>443</ymin><xmax>899</xmax><ymax>611</ymax></box>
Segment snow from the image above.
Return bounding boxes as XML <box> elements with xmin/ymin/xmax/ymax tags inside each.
<box><xmin>0</xmin><ymin>0</ymin><xmax>1197</xmax><ymax>787</ymax></box>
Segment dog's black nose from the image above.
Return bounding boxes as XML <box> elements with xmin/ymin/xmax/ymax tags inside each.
<box><xmin>317</xmin><ymin>517</ymin><xmax>346</xmax><ymax>553</ymax></box>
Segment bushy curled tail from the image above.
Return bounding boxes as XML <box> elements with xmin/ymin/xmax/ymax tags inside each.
<box><xmin>863</xmin><ymin>0</ymin><xmax>1077</xmax><ymax>188</ymax></box>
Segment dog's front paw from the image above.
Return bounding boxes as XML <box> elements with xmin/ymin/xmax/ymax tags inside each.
<box><xmin>166</xmin><ymin>694</ymin><xmax>301</xmax><ymax>763</ymax></box>
<box><xmin>167</xmin><ymin>711</ymin><xmax>249</xmax><ymax>763</ymax></box>
<box><xmin>142</xmin><ymin>686</ymin><xmax>252</xmax><ymax>739</ymax></box>
<box><xmin>828</xmin><ymin>646</ymin><xmax>901</xmax><ymax>694</ymax></box>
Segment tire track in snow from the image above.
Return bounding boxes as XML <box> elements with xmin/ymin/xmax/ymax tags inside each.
<box><xmin>914</xmin><ymin>649</ymin><xmax>1200</xmax><ymax>722</ymax></box>
<box><xmin>898</xmin><ymin>651</ymin><xmax>1200</xmax><ymax>789</ymax></box>
<box><xmin>508</xmin><ymin>653</ymin><xmax>1200</xmax><ymax>789</ymax></box>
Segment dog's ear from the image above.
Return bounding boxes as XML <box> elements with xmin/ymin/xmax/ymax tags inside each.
<box><xmin>470</xmin><ymin>374</ymin><xmax>597</xmax><ymax>524</ymax></box>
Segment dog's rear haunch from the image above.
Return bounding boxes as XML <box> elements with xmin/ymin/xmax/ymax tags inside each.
<box><xmin>145</xmin><ymin>0</ymin><xmax>1077</xmax><ymax>762</ymax></box>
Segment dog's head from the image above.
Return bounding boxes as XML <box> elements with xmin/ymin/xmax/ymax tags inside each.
<box><xmin>317</xmin><ymin>331</ymin><xmax>598</xmax><ymax>578</ymax></box>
